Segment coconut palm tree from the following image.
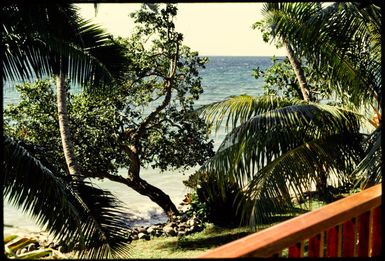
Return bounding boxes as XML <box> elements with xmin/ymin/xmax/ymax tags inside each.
<box><xmin>196</xmin><ymin>2</ymin><xmax>381</xmax><ymax>227</ymax></box>
<box><xmin>4</xmin><ymin>137</ymin><xmax>131</xmax><ymax>259</ymax></box>
<box><xmin>3</xmin><ymin>3</ymin><xmax>125</xmax><ymax>177</ymax></box>
<box><xmin>263</xmin><ymin>2</ymin><xmax>381</xmax><ymax>182</ymax></box>
<box><xmin>3</xmin><ymin>3</ymin><xmax>130</xmax><ymax>258</ymax></box>
<box><xmin>253</xmin><ymin>3</ymin><xmax>322</xmax><ymax>102</ymax></box>
<box><xmin>198</xmin><ymin>95</ymin><xmax>365</xmax><ymax>226</ymax></box>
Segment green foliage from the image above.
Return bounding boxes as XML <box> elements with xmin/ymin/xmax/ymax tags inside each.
<box><xmin>4</xmin><ymin>80</ymin><xmax>128</xmax><ymax>179</ymax></box>
<box><xmin>191</xmin><ymin>2</ymin><xmax>381</xmax><ymax>228</ymax></box>
<box><xmin>197</xmin><ymin>94</ymin><xmax>367</xmax><ymax>226</ymax></box>
<box><xmin>254</xmin><ymin>3</ymin><xmax>381</xmax><ymax>108</ymax></box>
<box><xmin>184</xmin><ymin>191</ymin><xmax>208</xmax><ymax>220</ymax></box>
<box><xmin>252</xmin><ymin>56</ymin><xmax>332</xmax><ymax>101</ymax></box>
<box><xmin>5</xmin><ymin>4</ymin><xmax>214</xmax><ymax>179</ymax></box>
<box><xmin>199</xmin><ymin>94</ymin><xmax>305</xmax><ymax>132</ymax></box>
<box><xmin>3</xmin><ymin>137</ymin><xmax>131</xmax><ymax>258</ymax></box>
<box><xmin>2</xmin><ymin>3</ymin><xmax>126</xmax><ymax>87</ymax></box>
<box><xmin>196</xmin><ymin>175</ymin><xmax>246</xmax><ymax>227</ymax></box>
<box><xmin>111</xmin><ymin>3</ymin><xmax>215</xmax><ymax>172</ymax></box>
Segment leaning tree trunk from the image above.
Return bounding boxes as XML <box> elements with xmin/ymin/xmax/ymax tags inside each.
<box><xmin>118</xmin><ymin>145</ymin><xmax>180</xmax><ymax>219</ymax></box>
<box><xmin>284</xmin><ymin>40</ymin><xmax>312</xmax><ymax>102</ymax></box>
<box><xmin>102</xmin><ymin>169</ymin><xmax>180</xmax><ymax>219</ymax></box>
<box><xmin>56</xmin><ymin>57</ymin><xmax>81</xmax><ymax>177</ymax></box>
<box><xmin>127</xmin><ymin>174</ymin><xmax>180</xmax><ymax>218</ymax></box>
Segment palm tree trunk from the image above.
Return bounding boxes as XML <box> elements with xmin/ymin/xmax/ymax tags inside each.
<box><xmin>56</xmin><ymin>57</ymin><xmax>81</xmax><ymax>177</ymax></box>
<box><xmin>284</xmin><ymin>40</ymin><xmax>312</xmax><ymax>102</ymax></box>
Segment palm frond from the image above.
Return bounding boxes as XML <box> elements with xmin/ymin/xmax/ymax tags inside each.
<box><xmin>70</xmin><ymin>180</ymin><xmax>131</xmax><ymax>259</ymax></box>
<box><xmin>260</xmin><ymin>3</ymin><xmax>381</xmax><ymax>107</ymax></box>
<box><xmin>2</xmin><ymin>3</ymin><xmax>127</xmax><ymax>87</ymax></box>
<box><xmin>202</xmin><ymin>103</ymin><xmax>362</xmax><ymax>185</ymax></box>
<box><xmin>198</xmin><ymin>94</ymin><xmax>305</xmax><ymax>132</ymax></box>
<box><xmin>352</xmin><ymin>127</ymin><xmax>382</xmax><ymax>188</ymax></box>
<box><xmin>3</xmin><ymin>137</ymin><xmax>131</xmax><ymax>258</ymax></box>
<box><xmin>239</xmin><ymin>132</ymin><xmax>365</xmax><ymax>227</ymax></box>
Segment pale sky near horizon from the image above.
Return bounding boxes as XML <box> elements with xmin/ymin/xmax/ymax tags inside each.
<box><xmin>76</xmin><ymin>3</ymin><xmax>287</xmax><ymax>56</ymax></box>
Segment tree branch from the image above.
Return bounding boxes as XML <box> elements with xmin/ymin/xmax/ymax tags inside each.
<box><xmin>134</xmin><ymin>43</ymin><xmax>180</xmax><ymax>142</ymax></box>
<box><xmin>120</xmin><ymin>144</ymin><xmax>141</xmax><ymax>178</ymax></box>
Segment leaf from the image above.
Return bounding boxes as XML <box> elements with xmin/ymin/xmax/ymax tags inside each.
<box><xmin>3</xmin><ymin>137</ymin><xmax>131</xmax><ymax>258</ymax></box>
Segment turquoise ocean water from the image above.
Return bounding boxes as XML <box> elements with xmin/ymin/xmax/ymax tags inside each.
<box><xmin>3</xmin><ymin>56</ymin><xmax>274</xmax><ymax>233</ymax></box>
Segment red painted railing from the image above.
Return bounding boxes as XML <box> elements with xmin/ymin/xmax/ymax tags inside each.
<box><xmin>199</xmin><ymin>184</ymin><xmax>382</xmax><ymax>258</ymax></box>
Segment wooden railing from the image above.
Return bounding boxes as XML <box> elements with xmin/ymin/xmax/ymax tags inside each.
<box><xmin>199</xmin><ymin>184</ymin><xmax>382</xmax><ymax>258</ymax></box>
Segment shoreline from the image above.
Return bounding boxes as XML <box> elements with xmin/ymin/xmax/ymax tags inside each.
<box><xmin>4</xmin><ymin>197</ymin><xmax>198</xmax><ymax>258</ymax></box>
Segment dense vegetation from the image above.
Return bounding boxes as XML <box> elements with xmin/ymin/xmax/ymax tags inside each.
<box><xmin>3</xmin><ymin>2</ymin><xmax>131</xmax><ymax>258</ymax></box>
<box><xmin>191</xmin><ymin>2</ymin><xmax>381</xmax><ymax>227</ymax></box>
<box><xmin>3</xmin><ymin>2</ymin><xmax>381</xmax><ymax>258</ymax></box>
<box><xmin>4</xmin><ymin>3</ymin><xmax>213</xmax><ymax>258</ymax></box>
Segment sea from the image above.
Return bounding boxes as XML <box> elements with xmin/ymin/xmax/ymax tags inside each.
<box><xmin>3</xmin><ymin>56</ymin><xmax>275</xmax><ymax>235</ymax></box>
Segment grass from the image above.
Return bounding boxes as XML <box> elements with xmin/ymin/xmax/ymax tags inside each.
<box><xmin>127</xmin><ymin>199</ymin><xmax>328</xmax><ymax>258</ymax></box>
<box><xmin>127</xmin><ymin>224</ymin><xmax>256</xmax><ymax>258</ymax></box>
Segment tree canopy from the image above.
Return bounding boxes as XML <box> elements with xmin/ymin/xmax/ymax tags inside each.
<box><xmin>194</xmin><ymin>2</ymin><xmax>381</xmax><ymax>227</ymax></box>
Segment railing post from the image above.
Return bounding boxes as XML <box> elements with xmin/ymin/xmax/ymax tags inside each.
<box><xmin>370</xmin><ymin>206</ymin><xmax>382</xmax><ymax>257</ymax></box>
<box><xmin>308</xmin><ymin>234</ymin><xmax>321</xmax><ymax>257</ymax></box>
<box><xmin>326</xmin><ymin>226</ymin><xmax>338</xmax><ymax>257</ymax></box>
<box><xmin>358</xmin><ymin>211</ymin><xmax>370</xmax><ymax>257</ymax></box>
<box><xmin>288</xmin><ymin>242</ymin><xmax>301</xmax><ymax>257</ymax></box>
<box><xmin>337</xmin><ymin>224</ymin><xmax>343</xmax><ymax>257</ymax></box>
<box><xmin>343</xmin><ymin>218</ymin><xmax>356</xmax><ymax>256</ymax></box>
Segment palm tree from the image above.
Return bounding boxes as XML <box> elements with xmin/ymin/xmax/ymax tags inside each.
<box><xmin>4</xmin><ymin>137</ymin><xmax>131</xmax><ymax>259</ymax></box>
<box><xmin>196</xmin><ymin>2</ymin><xmax>381</xmax><ymax>227</ymax></box>
<box><xmin>266</xmin><ymin>2</ymin><xmax>381</xmax><ymax>182</ymax></box>
<box><xmin>3</xmin><ymin>3</ymin><xmax>125</xmax><ymax>177</ymax></box>
<box><xmin>253</xmin><ymin>3</ymin><xmax>322</xmax><ymax>102</ymax></box>
<box><xmin>3</xmin><ymin>3</ymin><xmax>130</xmax><ymax>258</ymax></box>
<box><xmin>199</xmin><ymin>95</ymin><xmax>365</xmax><ymax>226</ymax></box>
<box><xmin>265</xmin><ymin>2</ymin><xmax>381</xmax><ymax>108</ymax></box>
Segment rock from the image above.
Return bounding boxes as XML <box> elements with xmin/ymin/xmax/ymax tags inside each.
<box><xmin>138</xmin><ymin>233</ymin><xmax>150</xmax><ymax>240</ymax></box>
<box><xmin>27</xmin><ymin>243</ymin><xmax>37</xmax><ymax>252</ymax></box>
<box><xmin>187</xmin><ymin>218</ymin><xmax>198</xmax><ymax>227</ymax></box>
<box><xmin>177</xmin><ymin>231</ymin><xmax>186</xmax><ymax>237</ymax></box>
<box><xmin>178</xmin><ymin>224</ymin><xmax>186</xmax><ymax>231</ymax></box>
<box><xmin>138</xmin><ymin>226</ymin><xmax>147</xmax><ymax>233</ymax></box>
<box><xmin>169</xmin><ymin>222</ymin><xmax>177</xmax><ymax>228</ymax></box>
<box><xmin>180</xmin><ymin>214</ymin><xmax>188</xmax><ymax>222</ymax></box>
<box><xmin>188</xmin><ymin>226</ymin><xmax>196</xmax><ymax>233</ymax></box>
<box><xmin>147</xmin><ymin>226</ymin><xmax>158</xmax><ymax>235</ymax></box>
<box><xmin>163</xmin><ymin>226</ymin><xmax>177</xmax><ymax>236</ymax></box>
<box><xmin>146</xmin><ymin>227</ymin><xmax>154</xmax><ymax>234</ymax></box>
<box><xmin>188</xmin><ymin>225</ymin><xmax>203</xmax><ymax>234</ymax></box>
<box><xmin>132</xmin><ymin>234</ymin><xmax>139</xmax><ymax>240</ymax></box>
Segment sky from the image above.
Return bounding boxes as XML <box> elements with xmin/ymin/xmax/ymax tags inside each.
<box><xmin>76</xmin><ymin>3</ymin><xmax>287</xmax><ymax>56</ymax></box>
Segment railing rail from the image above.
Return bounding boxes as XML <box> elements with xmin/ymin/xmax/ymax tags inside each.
<box><xmin>199</xmin><ymin>184</ymin><xmax>382</xmax><ymax>258</ymax></box>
